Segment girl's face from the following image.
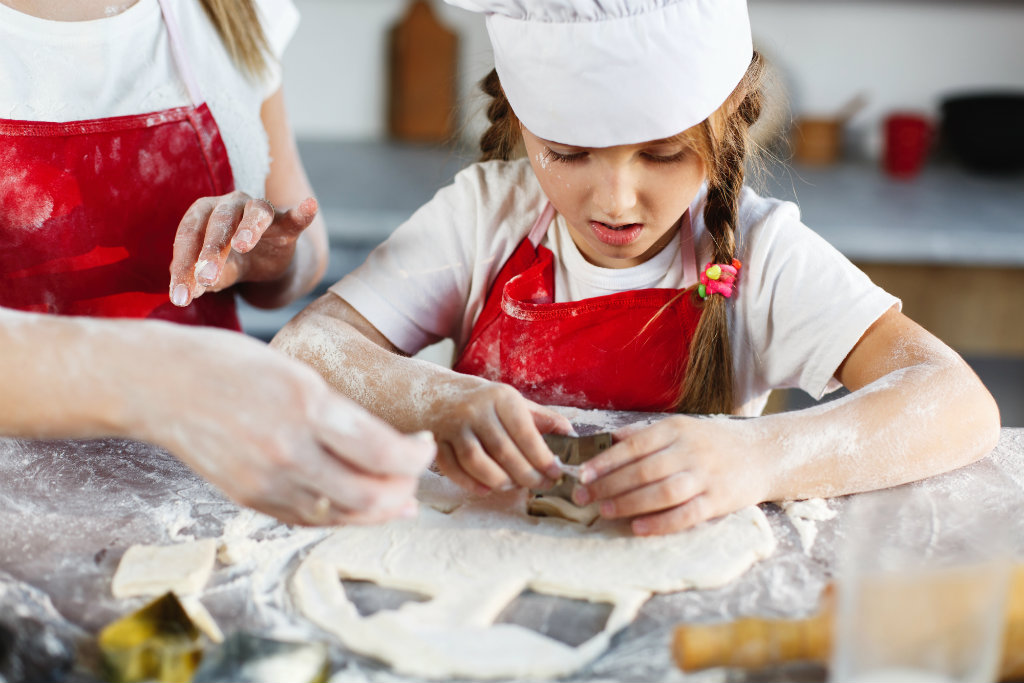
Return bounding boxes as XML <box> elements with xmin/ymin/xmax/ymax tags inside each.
<box><xmin>521</xmin><ymin>125</ymin><xmax>706</xmax><ymax>269</ymax></box>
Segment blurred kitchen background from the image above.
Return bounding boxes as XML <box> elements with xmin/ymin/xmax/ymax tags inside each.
<box><xmin>241</xmin><ymin>0</ymin><xmax>1024</xmax><ymax>425</ymax></box>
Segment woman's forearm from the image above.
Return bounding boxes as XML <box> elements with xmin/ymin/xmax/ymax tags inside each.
<box><xmin>0</xmin><ymin>309</ymin><xmax>165</xmax><ymax>440</ymax></box>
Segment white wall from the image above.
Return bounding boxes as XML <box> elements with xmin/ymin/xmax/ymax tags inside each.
<box><xmin>281</xmin><ymin>0</ymin><xmax>491</xmax><ymax>142</ymax></box>
<box><xmin>282</xmin><ymin>1</ymin><xmax>1024</xmax><ymax>157</ymax></box>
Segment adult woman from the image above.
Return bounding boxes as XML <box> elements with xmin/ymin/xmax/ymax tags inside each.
<box><xmin>0</xmin><ymin>0</ymin><xmax>433</xmax><ymax>525</ymax></box>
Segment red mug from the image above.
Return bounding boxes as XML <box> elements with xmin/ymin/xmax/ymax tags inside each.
<box><xmin>883</xmin><ymin>113</ymin><xmax>932</xmax><ymax>178</ymax></box>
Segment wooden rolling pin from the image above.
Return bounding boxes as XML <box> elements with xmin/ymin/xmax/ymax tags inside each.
<box><xmin>673</xmin><ymin>567</ymin><xmax>1024</xmax><ymax>681</ymax></box>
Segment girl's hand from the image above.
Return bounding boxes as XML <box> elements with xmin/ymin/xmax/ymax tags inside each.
<box><xmin>571</xmin><ymin>415</ymin><xmax>770</xmax><ymax>536</ymax></box>
<box><xmin>429</xmin><ymin>382</ymin><xmax>574</xmax><ymax>494</ymax></box>
<box><xmin>168</xmin><ymin>191</ymin><xmax>319</xmax><ymax>306</ymax></box>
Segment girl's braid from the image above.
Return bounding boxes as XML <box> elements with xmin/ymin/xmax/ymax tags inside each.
<box><xmin>677</xmin><ymin>74</ymin><xmax>763</xmax><ymax>415</ymax></box>
<box><xmin>478</xmin><ymin>69</ymin><xmax>520</xmax><ymax>162</ymax></box>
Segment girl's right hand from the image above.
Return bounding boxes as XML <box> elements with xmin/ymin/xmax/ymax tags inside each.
<box><xmin>428</xmin><ymin>382</ymin><xmax>573</xmax><ymax>494</ymax></box>
<box><xmin>132</xmin><ymin>328</ymin><xmax>435</xmax><ymax>526</ymax></box>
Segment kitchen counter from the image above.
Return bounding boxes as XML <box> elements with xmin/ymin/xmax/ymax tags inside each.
<box><xmin>2</xmin><ymin>417</ymin><xmax>1023</xmax><ymax>683</ymax></box>
<box><xmin>759</xmin><ymin>161</ymin><xmax>1024</xmax><ymax>266</ymax></box>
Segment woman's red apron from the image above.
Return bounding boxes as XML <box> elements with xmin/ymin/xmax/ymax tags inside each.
<box><xmin>453</xmin><ymin>203</ymin><xmax>705</xmax><ymax>412</ymax></box>
<box><xmin>0</xmin><ymin>0</ymin><xmax>241</xmax><ymax>329</ymax></box>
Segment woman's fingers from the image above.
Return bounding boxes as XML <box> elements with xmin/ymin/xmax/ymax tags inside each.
<box><xmin>294</xmin><ymin>449</ymin><xmax>421</xmax><ymax>517</ymax></box>
<box><xmin>169</xmin><ymin>198</ymin><xmax>216</xmax><ymax>306</ymax></box>
<box><xmin>279</xmin><ymin>197</ymin><xmax>319</xmax><ymax>236</ymax></box>
<box><xmin>313</xmin><ymin>397</ymin><xmax>435</xmax><ymax>478</ymax></box>
<box><xmin>194</xmin><ymin>200</ymin><xmax>244</xmax><ymax>287</ymax></box>
<box><xmin>230</xmin><ymin>198</ymin><xmax>277</xmax><ymax>253</ymax></box>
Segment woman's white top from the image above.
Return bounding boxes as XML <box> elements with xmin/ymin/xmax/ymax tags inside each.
<box><xmin>331</xmin><ymin>159</ymin><xmax>901</xmax><ymax>416</ymax></box>
<box><xmin>0</xmin><ymin>0</ymin><xmax>299</xmax><ymax>197</ymax></box>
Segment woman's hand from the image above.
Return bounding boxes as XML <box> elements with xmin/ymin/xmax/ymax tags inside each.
<box><xmin>168</xmin><ymin>191</ymin><xmax>320</xmax><ymax>307</ymax></box>
<box><xmin>428</xmin><ymin>382</ymin><xmax>574</xmax><ymax>495</ymax></box>
<box><xmin>134</xmin><ymin>327</ymin><xmax>435</xmax><ymax>526</ymax></box>
<box><xmin>571</xmin><ymin>415</ymin><xmax>770</xmax><ymax>536</ymax></box>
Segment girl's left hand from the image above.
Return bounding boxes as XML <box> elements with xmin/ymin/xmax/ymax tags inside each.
<box><xmin>571</xmin><ymin>415</ymin><xmax>770</xmax><ymax>536</ymax></box>
<box><xmin>168</xmin><ymin>191</ymin><xmax>319</xmax><ymax>306</ymax></box>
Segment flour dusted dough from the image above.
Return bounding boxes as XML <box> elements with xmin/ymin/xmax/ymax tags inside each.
<box><xmin>292</xmin><ymin>472</ymin><xmax>776</xmax><ymax>679</ymax></box>
<box><xmin>111</xmin><ymin>538</ymin><xmax>216</xmax><ymax>599</ymax></box>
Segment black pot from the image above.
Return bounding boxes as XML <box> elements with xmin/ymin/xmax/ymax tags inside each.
<box><xmin>940</xmin><ymin>91</ymin><xmax>1024</xmax><ymax>173</ymax></box>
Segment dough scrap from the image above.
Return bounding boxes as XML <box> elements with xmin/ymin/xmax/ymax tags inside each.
<box><xmin>293</xmin><ymin>472</ymin><xmax>776</xmax><ymax>679</ymax></box>
<box><xmin>111</xmin><ymin>538</ymin><xmax>216</xmax><ymax>599</ymax></box>
<box><xmin>781</xmin><ymin>498</ymin><xmax>837</xmax><ymax>553</ymax></box>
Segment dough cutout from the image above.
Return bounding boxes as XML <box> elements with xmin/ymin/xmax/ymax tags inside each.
<box><xmin>111</xmin><ymin>538</ymin><xmax>216</xmax><ymax>599</ymax></box>
<box><xmin>293</xmin><ymin>472</ymin><xmax>776</xmax><ymax>679</ymax></box>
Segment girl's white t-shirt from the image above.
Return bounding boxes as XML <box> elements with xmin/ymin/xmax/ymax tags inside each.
<box><xmin>331</xmin><ymin>159</ymin><xmax>901</xmax><ymax>417</ymax></box>
<box><xmin>0</xmin><ymin>0</ymin><xmax>299</xmax><ymax>197</ymax></box>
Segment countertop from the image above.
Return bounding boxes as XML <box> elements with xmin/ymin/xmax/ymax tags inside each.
<box><xmin>2</xmin><ymin>414</ymin><xmax>1024</xmax><ymax>683</ymax></box>
<box><xmin>758</xmin><ymin>161</ymin><xmax>1024</xmax><ymax>266</ymax></box>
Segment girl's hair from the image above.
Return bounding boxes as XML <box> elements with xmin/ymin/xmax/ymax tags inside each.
<box><xmin>198</xmin><ymin>0</ymin><xmax>272</xmax><ymax>79</ymax></box>
<box><xmin>477</xmin><ymin>53</ymin><xmax>766</xmax><ymax>415</ymax></box>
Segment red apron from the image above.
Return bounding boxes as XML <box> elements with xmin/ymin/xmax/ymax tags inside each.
<box><xmin>0</xmin><ymin>0</ymin><xmax>240</xmax><ymax>329</ymax></box>
<box><xmin>453</xmin><ymin>203</ymin><xmax>705</xmax><ymax>412</ymax></box>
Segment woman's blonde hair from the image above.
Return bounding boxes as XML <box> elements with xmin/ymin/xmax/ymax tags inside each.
<box><xmin>198</xmin><ymin>0</ymin><xmax>271</xmax><ymax>79</ymax></box>
<box><xmin>477</xmin><ymin>53</ymin><xmax>767</xmax><ymax>415</ymax></box>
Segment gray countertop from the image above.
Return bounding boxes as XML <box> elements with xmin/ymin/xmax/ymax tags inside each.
<box><xmin>759</xmin><ymin>161</ymin><xmax>1024</xmax><ymax>266</ymax></box>
<box><xmin>2</xmin><ymin>416</ymin><xmax>1024</xmax><ymax>683</ymax></box>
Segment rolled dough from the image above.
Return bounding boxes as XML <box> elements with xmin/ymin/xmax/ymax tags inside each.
<box><xmin>292</xmin><ymin>472</ymin><xmax>776</xmax><ymax>679</ymax></box>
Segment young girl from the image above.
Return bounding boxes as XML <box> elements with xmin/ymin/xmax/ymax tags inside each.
<box><xmin>273</xmin><ymin>0</ymin><xmax>1000</xmax><ymax>535</ymax></box>
<box><xmin>0</xmin><ymin>0</ymin><xmax>432</xmax><ymax>526</ymax></box>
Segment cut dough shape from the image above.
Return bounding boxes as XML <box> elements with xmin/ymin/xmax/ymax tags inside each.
<box><xmin>527</xmin><ymin>494</ymin><xmax>600</xmax><ymax>525</ymax></box>
<box><xmin>293</xmin><ymin>472</ymin><xmax>776</xmax><ymax>679</ymax></box>
<box><xmin>111</xmin><ymin>538</ymin><xmax>216</xmax><ymax>599</ymax></box>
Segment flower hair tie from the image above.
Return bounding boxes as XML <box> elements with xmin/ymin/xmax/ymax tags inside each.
<box><xmin>697</xmin><ymin>259</ymin><xmax>742</xmax><ymax>299</ymax></box>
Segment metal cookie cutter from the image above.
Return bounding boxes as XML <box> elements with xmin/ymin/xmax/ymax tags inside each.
<box><xmin>98</xmin><ymin>592</ymin><xmax>203</xmax><ymax>683</ymax></box>
<box><xmin>528</xmin><ymin>432</ymin><xmax>612</xmax><ymax>524</ymax></box>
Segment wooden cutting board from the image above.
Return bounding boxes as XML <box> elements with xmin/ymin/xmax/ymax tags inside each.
<box><xmin>388</xmin><ymin>0</ymin><xmax>458</xmax><ymax>143</ymax></box>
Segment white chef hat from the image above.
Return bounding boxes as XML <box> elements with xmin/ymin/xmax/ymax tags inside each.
<box><xmin>446</xmin><ymin>0</ymin><xmax>753</xmax><ymax>148</ymax></box>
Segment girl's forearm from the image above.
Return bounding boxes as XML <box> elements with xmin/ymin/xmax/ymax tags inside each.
<box><xmin>753</xmin><ymin>359</ymin><xmax>1000</xmax><ymax>502</ymax></box>
<box><xmin>271</xmin><ymin>303</ymin><xmax>487</xmax><ymax>433</ymax></box>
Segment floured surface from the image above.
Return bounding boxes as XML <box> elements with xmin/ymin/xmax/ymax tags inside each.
<box><xmin>293</xmin><ymin>473</ymin><xmax>777</xmax><ymax>679</ymax></box>
<box><xmin>2</xmin><ymin>429</ymin><xmax>1023</xmax><ymax>682</ymax></box>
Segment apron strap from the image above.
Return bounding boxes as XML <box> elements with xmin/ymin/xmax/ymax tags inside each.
<box><xmin>156</xmin><ymin>0</ymin><xmax>204</xmax><ymax>107</ymax></box>
<box><xmin>527</xmin><ymin>203</ymin><xmax>557</xmax><ymax>248</ymax></box>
